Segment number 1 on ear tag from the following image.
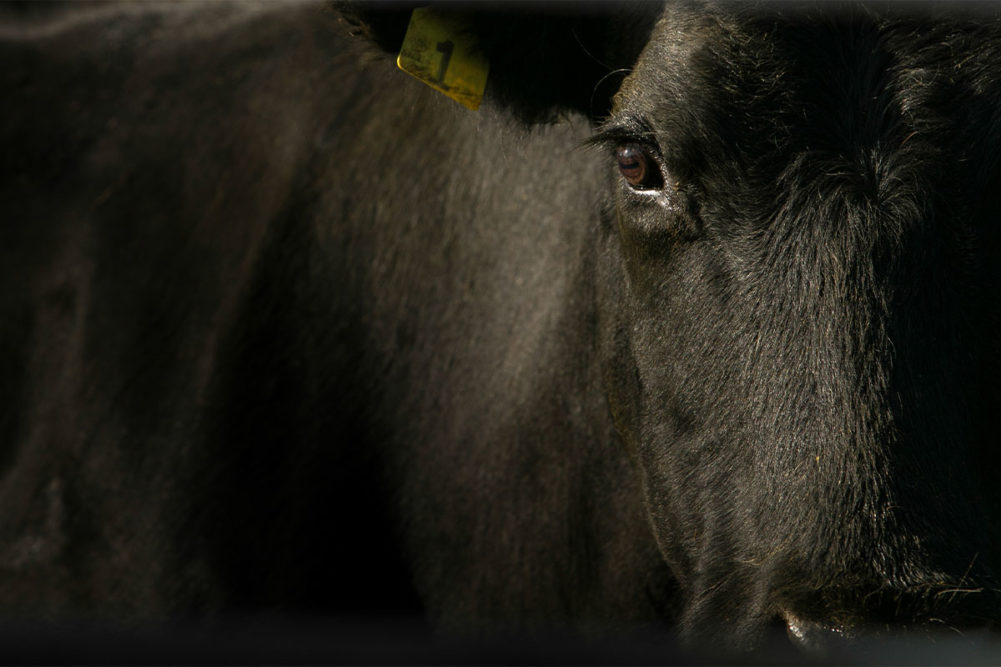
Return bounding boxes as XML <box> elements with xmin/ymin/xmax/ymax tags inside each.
<box><xmin>396</xmin><ymin>7</ymin><xmax>489</xmax><ymax>111</ymax></box>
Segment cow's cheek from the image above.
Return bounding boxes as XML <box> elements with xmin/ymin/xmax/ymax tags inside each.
<box><xmin>596</xmin><ymin>224</ymin><xmax>729</xmax><ymax>581</ymax></box>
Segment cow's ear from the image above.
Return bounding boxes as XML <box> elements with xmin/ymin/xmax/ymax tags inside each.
<box><xmin>336</xmin><ymin>1</ymin><xmax>663</xmax><ymax>123</ymax></box>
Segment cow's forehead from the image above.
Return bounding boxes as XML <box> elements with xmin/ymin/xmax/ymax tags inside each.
<box><xmin>612</xmin><ymin>5</ymin><xmax>711</xmax><ymax>119</ymax></box>
<box><xmin>610</xmin><ymin>3</ymin><xmax>817</xmax><ymax>176</ymax></box>
<box><xmin>616</xmin><ymin>3</ymin><xmax>1000</xmax><ymax>125</ymax></box>
<box><xmin>610</xmin><ymin>3</ymin><xmax>1001</xmax><ymax>211</ymax></box>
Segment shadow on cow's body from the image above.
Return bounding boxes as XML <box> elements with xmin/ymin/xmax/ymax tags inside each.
<box><xmin>1</xmin><ymin>0</ymin><xmax>1001</xmax><ymax>659</ymax></box>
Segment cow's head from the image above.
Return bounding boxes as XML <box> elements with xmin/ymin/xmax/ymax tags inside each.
<box><xmin>593</xmin><ymin>2</ymin><xmax>1001</xmax><ymax>648</ymax></box>
<box><xmin>348</xmin><ymin>0</ymin><xmax>1001</xmax><ymax>651</ymax></box>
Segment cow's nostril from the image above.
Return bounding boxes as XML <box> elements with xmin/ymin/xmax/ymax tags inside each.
<box><xmin>781</xmin><ymin>612</ymin><xmax>851</xmax><ymax>654</ymax></box>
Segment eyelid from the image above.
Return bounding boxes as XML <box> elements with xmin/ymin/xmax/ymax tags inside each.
<box><xmin>587</xmin><ymin>114</ymin><xmax>659</xmax><ymax>152</ymax></box>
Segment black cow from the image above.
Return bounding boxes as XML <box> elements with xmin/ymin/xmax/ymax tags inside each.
<box><xmin>3</xmin><ymin>0</ymin><xmax>1001</xmax><ymax>658</ymax></box>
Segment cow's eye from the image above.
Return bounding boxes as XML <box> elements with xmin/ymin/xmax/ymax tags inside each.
<box><xmin>616</xmin><ymin>144</ymin><xmax>663</xmax><ymax>190</ymax></box>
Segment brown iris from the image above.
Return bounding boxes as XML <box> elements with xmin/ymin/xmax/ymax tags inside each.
<box><xmin>615</xmin><ymin>144</ymin><xmax>661</xmax><ymax>190</ymax></box>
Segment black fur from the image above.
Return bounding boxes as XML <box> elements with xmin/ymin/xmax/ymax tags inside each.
<box><xmin>2</xmin><ymin>0</ymin><xmax>1001</xmax><ymax>658</ymax></box>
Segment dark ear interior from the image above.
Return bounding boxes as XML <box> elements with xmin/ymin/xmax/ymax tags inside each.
<box><xmin>336</xmin><ymin>1</ymin><xmax>663</xmax><ymax>123</ymax></box>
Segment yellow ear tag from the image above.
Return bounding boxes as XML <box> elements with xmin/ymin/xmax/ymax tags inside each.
<box><xmin>396</xmin><ymin>7</ymin><xmax>489</xmax><ymax>111</ymax></box>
